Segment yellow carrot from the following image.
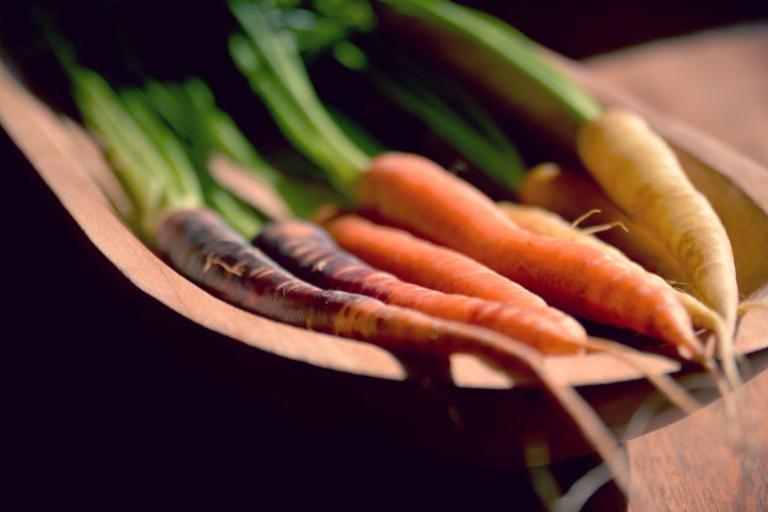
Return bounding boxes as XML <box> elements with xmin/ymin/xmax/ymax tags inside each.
<box><xmin>578</xmin><ymin>109</ymin><xmax>738</xmax><ymax>383</ymax></box>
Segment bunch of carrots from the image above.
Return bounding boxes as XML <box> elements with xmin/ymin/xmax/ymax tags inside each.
<box><xmin>44</xmin><ymin>0</ymin><xmax>748</xmax><ymax>497</ymax></box>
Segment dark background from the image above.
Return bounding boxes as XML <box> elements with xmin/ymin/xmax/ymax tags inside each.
<box><xmin>4</xmin><ymin>1</ymin><xmax>768</xmax><ymax>509</ymax></box>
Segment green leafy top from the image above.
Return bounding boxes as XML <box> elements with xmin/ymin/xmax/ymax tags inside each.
<box><xmin>71</xmin><ymin>68</ymin><xmax>204</xmax><ymax>241</ymax></box>
<box><xmin>382</xmin><ymin>0</ymin><xmax>603</xmax><ymax>125</ymax></box>
<box><xmin>229</xmin><ymin>0</ymin><xmax>372</xmax><ymax>198</ymax></box>
<box><xmin>70</xmin><ymin>66</ymin><xmax>262</xmax><ymax>241</ymax></box>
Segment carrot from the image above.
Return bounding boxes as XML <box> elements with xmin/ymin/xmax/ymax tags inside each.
<box><xmin>256</xmin><ymin>219</ymin><xmax>587</xmax><ymax>354</ymax></box>
<box><xmin>69</xmin><ymin>63</ymin><xmax>560</xmax><ymax>387</ymax></box>
<box><xmin>358</xmin><ymin>152</ymin><xmax>703</xmax><ymax>359</ymax></box>
<box><xmin>157</xmin><ymin>208</ymin><xmax>526</xmax><ymax>369</ymax></box>
<box><xmin>316</xmin><ymin>212</ymin><xmax>701</xmax><ymax>411</ymax></box>
<box><xmin>319</xmin><ymin>212</ymin><xmax>547</xmax><ymax>307</ymax></box>
<box><xmin>578</xmin><ymin>110</ymin><xmax>739</xmax><ymax>382</ymax></box>
<box><xmin>499</xmin><ymin>201</ymin><xmax>720</xmax><ymax>333</ymax></box>
<box><xmin>518</xmin><ymin>163</ymin><xmax>688</xmax><ymax>284</ymax></box>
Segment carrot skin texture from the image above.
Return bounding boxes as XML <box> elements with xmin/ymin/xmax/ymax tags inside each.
<box><xmin>357</xmin><ymin>152</ymin><xmax>700</xmax><ymax>357</ymax></box>
<box><xmin>518</xmin><ymin>163</ymin><xmax>688</xmax><ymax>284</ymax></box>
<box><xmin>156</xmin><ymin>208</ymin><xmax>548</xmax><ymax>376</ymax></box>
<box><xmin>322</xmin><ymin>214</ymin><xmax>547</xmax><ymax>307</ymax></box>
<box><xmin>255</xmin><ymin>219</ymin><xmax>587</xmax><ymax>354</ymax></box>
<box><xmin>499</xmin><ymin>202</ymin><xmax>720</xmax><ymax>332</ymax></box>
<box><xmin>578</xmin><ymin>110</ymin><xmax>737</xmax><ymax>375</ymax></box>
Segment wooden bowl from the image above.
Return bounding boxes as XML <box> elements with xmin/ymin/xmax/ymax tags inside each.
<box><xmin>1</xmin><ymin>51</ymin><xmax>766</xmax><ymax>468</ymax></box>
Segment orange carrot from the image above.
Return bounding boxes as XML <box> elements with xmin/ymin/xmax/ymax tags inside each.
<box><xmin>499</xmin><ymin>201</ymin><xmax>720</xmax><ymax>333</ymax></box>
<box><xmin>357</xmin><ymin>152</ymin><xmax>702</xmax><ymax>359</ymax></box>
<box><xmin>320</xmin><ymin>213</ymin><xmax>547</xmax><ymax>308</ymax></box>
<box><xmin>256</xmin><ymin>219</ymin><xmax>587</xmax><ymax>354</ymax></box>
<box><xmin>319</xmin><ymin>212</ymin><xmax>702</xmax><ymax>411</ymax></box>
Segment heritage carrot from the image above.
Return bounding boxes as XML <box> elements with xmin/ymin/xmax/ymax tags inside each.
<box><xmin>319</xmin><ymin>213</ymin><xmax>545</xmax><ymax>305</ymax></box>
<box><xmin>256</xmin><ymin>219</ymin><xmax>587</xmax><ymax>354</ymax></box>
<box><xmin>358</xmin><ymin>153</ymin><xmax>703</xmax><ymax>359</ymax></box>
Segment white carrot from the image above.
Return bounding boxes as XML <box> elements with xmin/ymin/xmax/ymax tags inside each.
<box><xmin>578</xmin><ymin>109</ymin><xmax>739</xmax><ymax>384</ymax></box>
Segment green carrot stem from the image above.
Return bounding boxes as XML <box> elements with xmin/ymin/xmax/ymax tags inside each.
<box><xmin>229</xmin><ymin>0</ymin><xmax>370</xmax><ymax>197</ymax></box>
<box><xmin>119</xmin><ymin>87</ymin><xmax>262</xmax><ymax>238</ymax></box>
<box><xmin>367</xmin><ymin>62</ymin><xmax>525</xmax><ymax>190</ymax></box>
<box><xmin>381</xmin><ymin>0</ymin><xmax>602</xmax><ymax>125</ymax></box>
<box><xmin>72</xmin><ymin>68</ymin><xmax>261</xmax><ymax>241</ymax></box>
<box><xmin>72</xmin><ymin>69</ymin><xmax>201</xmax><ymax>239</ymax></box>
<box><xmin>145</xmin><ymin>78</ymin><xmax>281</xmax><ymax>184</ymax></box>
<box><xmin>144</xmin><ymin>76</ymin><xmax>342</xmax><ymax>219</ymax></box>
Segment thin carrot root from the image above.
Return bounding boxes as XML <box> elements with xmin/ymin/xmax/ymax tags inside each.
<box><xmin>571</xmin><ymin>208</ymin><xmax>602</xmax><ymax>229</ymax></box>
<box><xmin>676</xmin><ymin>292</ymin><xmax>721</xmax><ymax>333</ymax></box>
<box><xmin>578</xmin><ymin>109</ymin><xmax>739</xmax><ymax>386</ymax></box>
<box><xmin>585</xmin><ymin>337</ymin><xmax>701</xmax><ymax>415</ymax></box>
<box><xmin>580</xmin><ymin>221</ymin><xmax>628</xmax><ymax>236</ymax></box>
<box><xmin>539</xmin><ymin>377</ymin><xmax>632</xmax><ymax>497</ymax></box>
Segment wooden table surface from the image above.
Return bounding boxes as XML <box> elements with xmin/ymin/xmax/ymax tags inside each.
<box><xmin>587</xmin><ymin>25</ymin><xmax>768</xmax><ymax>511</ymax></box>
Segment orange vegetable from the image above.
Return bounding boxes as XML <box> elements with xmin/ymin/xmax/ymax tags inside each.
<box><xmin>499</xmin><ymin>201</ymin><xmax>720</xmax><ymax>332</ymax></box>
<box><xmin>357</xmin><ymin>152</ymin><xmax>702</xmax><ymax>359</ymax></box>
<box><xmin>159</xmin><ymin>208</ymin><xmax>545</xmax><ymax>375</ymax></box>
<box><xmin>257</xmin><ymin>219</ymin><xmax>587</xmax><ymax>354</ymax></box>
<box><xmin>320</xmin><ymin>213</ymin><xmax>545</xmax><ymax>307</ymax></box>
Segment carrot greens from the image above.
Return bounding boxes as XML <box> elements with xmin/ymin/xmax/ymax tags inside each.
<box><xmin>141</xmin><ymin>78</ymin><xmax>341</xmax><ymax>218</ymax></box>
<box><xmin>68</xmin><ymin>67</ymin><xmax>261</xmax><ymax>242</ymax></box>
<box><xmin>381</xmin><ymin>0</ymin><xmax>603</xmax><ymax>127</ymax></box>
<box><xmin>360</xmin><ymin>52</ymin><xmax>526</xmax><ymax>190</ymax></box>
<box><xmin>229</xmin><ymin>0</ymin><xmax>371</xmax><ymax>198</ymax></box>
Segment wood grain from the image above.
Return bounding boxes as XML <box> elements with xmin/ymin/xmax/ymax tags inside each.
<box><xmin>586</xmin><ymin>25</ymin><xmax>768</xmax><ymax>511</ymax></box>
